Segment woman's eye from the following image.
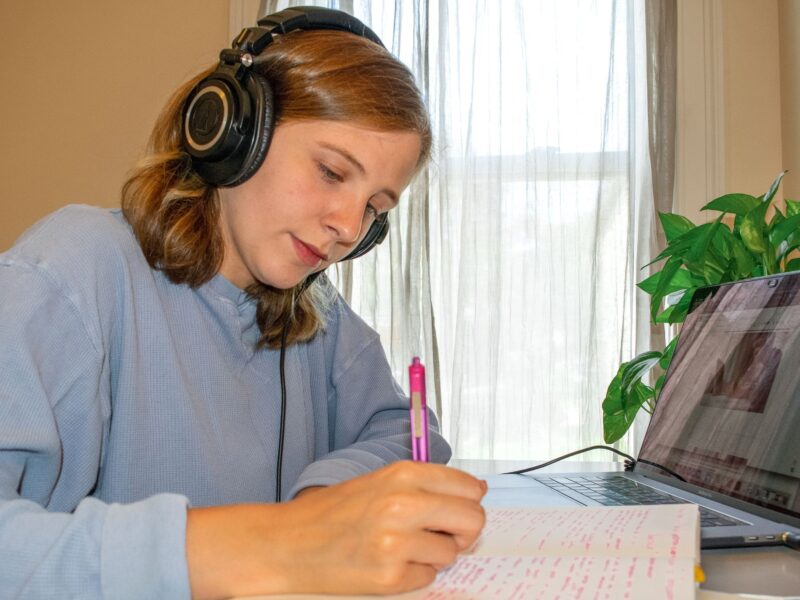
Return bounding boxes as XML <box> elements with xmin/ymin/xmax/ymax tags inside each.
<box><xmin>365</xmin><ymin>204</ymin><xmax>379</xmax><ymax>219</ymax></box>
<box><xmin>317</xmin><ymin>162</ymin><xmax>343</xmax><ymax>183</ymax></box>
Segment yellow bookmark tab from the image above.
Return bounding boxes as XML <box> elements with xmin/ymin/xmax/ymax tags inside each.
<box><xmin>694</xmin><ymin>564</ymin><xmax>706</xmax><ymax>583</ymax></box>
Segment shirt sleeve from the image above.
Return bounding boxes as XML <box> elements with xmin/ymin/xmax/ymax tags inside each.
<box><xmin>0</xmin><ymin>258</ymin><xmax>191</xmax><ymax>600</ymax></box>
<box><xmin>289</xmin><ymin>308</ymin><xmax>452</xmax><ymax>497</ymax></box>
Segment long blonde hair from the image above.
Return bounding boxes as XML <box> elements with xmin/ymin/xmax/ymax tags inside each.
<box><xmin>121</xmin><ymin>30</ymin><xmax>432</xmax><ymax>348</ymax></box>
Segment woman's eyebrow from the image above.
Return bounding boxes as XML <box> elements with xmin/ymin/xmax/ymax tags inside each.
<box><xmin>318</xmin><ymin>142</ymin><xmax>366</xmax><ymax>175</ymax></box>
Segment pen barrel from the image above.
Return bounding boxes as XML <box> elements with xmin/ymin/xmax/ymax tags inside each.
<box><xmin>409</xmin><ymin>358</ymin><xmax>429</xmax><ymax>462</ymax></box>
<box><xmin>410</xmin><ymin>400</ymin><xmax>429</xmax><ymax>461</ymax></box>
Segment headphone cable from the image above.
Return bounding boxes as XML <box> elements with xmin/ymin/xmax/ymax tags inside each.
<box><xmin>274</xmin><ymin>279</ymin><xmax>317</xmax><ymax>503</ymax></box>
<box><xmin>275</xmin><ymin>324</ymin><xmax>289</xmax><ymax>503</ymax></box>
<box><xmin>502</xmin><ymin>444</ymin><xmax>687</xmax><ymax>482</ymax></box>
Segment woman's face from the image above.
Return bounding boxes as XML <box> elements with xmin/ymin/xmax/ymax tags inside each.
<box><xmin>217</xmin><ymin>120</ymin><xmax>422</xmax><ymax>289</ymax></box>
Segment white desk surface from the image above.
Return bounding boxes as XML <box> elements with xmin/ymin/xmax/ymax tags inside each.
<box><xmin>448</xmin><ymin>458</ymin><xmax>800</xmax><ymax>598</ymax></box>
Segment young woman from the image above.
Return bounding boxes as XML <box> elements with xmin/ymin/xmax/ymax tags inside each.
<box><xmin>0</xmin><ymin>7</ymin><xmax>485</xmax><ymax>600</ymax></box>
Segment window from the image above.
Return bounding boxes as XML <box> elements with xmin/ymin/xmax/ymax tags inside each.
<box><xmin>262</xmin><ymin>0</ymin><xmax>659</xmax><ymax>461</ymax></box>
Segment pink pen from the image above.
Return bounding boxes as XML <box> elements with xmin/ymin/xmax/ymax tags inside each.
<box><xmin>408</xmin><ymin>356</ymin><xmax>429</xmax><ymax>462</ymax></box>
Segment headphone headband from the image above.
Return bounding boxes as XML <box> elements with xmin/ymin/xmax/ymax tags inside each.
<box><xmin>256</xmin><ymin>7</ymin><xmax>384</xmax><ymax>48</ymax></box>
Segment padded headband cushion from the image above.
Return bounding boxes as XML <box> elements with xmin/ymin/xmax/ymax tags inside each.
<box><xmin>257</xmin><ymin>7</ymin><xmax>384</xmax><ymax>48</ymax></box>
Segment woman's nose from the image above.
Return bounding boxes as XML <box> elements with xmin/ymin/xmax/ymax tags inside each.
<box><xmin>323</xmin><ymin>197</ymin><xmax>367</xmax><ymax>244</ymax></box>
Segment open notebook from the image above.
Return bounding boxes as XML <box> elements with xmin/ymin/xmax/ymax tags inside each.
<box><xmin>245</xmin><ymin>503</ymin><xmax>701</xmax><ymax>600</ymax></box>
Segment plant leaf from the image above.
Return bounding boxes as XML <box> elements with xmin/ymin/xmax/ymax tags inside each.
<box><xmin>729</xmin><ymin>237</ymin><xmax>756</xmax><ymax>278</ymax></box>
<box><xmin>603</xmin><ymin>387</ymin><xmax>650</xmax><ymax>443</ymax></box>
<box><xmin>652</xmin><ymin>337</ymin><xmax>679</xmax><ymax>401</ymax></box>
<box><xmin>619</xmin><ymin>351</ymin><xmax>663</xmax><ymax>391</ymax></box>
<box><xmin>602</xmin><ymin>356</ymin><xmax>658</xmax><ymax>444</ymax></box>
<box><xmin>657</xmin><ymin>287</ymin><xmax>696</xmax><ymax>324</ymax></box>
<box><xmin>687</xmin><ymin>216</ymin><xmax>722</xmax><ymax>262</ymax></box>
<box><xmin>786</xmin><ymin>199</ymin><xmax>800</xmax><ymax>217</ymax></box>
<box><xmin>636</xmin><ymin>271</ymin><xmax>660</xmax><ymax>295</ymax></box>
<box><xmin>637</xmin><ymin>267</ymin><xmax>697</xmax><ymax>296</ymax></box>
<box><xmin>764</xmin><ymin>170</ymin><xmax>788</xmax><ymax>204</ymax></box>
<box><xmin>739</xmin><ymin>202</ymin><xmax>770</xmax><ymax>254</ymax></box>
<box><xmin>770</xmin><ymin>207</ymin><xmax>786</xmax><ymax>228</ymax></box>
<box><xmin>710</xmin><ymin>222</ymin><xmax>734</xmax><ymax>260</ymax></box>
<box><xmin>701</xmin><ymin>258</ymin><xmax>726</xmax><ymax>284</ymax></box>
<box><xmin>649</xmin><ymin>258</ymin><xmax>683</xmax><ymax>321</ymax></box>
<box><xmin>653</xmin><ymin>374</ymin><xmax>666</xmax><ymax>404</ymax></box>
<box><xmin>654</xmin><ymin>303</ymin><xmax>676</xmax><ymax>324</ymax></box>
<box><xmin>779</xmin><ymin>241</ymin><xmax>800</xmax><ymax>266</ymax></box>
<box><xmin>645</xmin><ymin>223</ymin><xmax>716</xmax><ymax>267</ymax></box>
<box><xmin>686</xmin><ymin>217</ymin><xmax>728</xmax><ymax>282</ymax></box>
<box><xmin>658</xmin><ymin>337</ymin><xmax>679</xmax><ymax>370</ymax></box>
<box><xmin>787</xmin><ymin>258</ymin><xmax>800</xmax><ymax>272</ymax></box>
<box><xmin>769</xmin><ymin>213</ymin><xmax>800</xmax><ymax>248</ymax></box>
<box><xmin>658</xmin><ymin>212</ymin><xmax>697</xmax><ymax>243</ymax></box>
<box><xmin>701</xmin><ymin>193</ymin><xmax>760</xmax><ymax>215</ymax></box>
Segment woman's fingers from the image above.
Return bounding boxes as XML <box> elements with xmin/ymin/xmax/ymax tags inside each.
<box><xmin>417</xmin><ymin>494</ymin><xmax>486</xmax><ymax>550</ymax></box>
<box><xmin>379</xmin><ymin>461</ymin><xmax>487</xmax><ymax>502</ymax></box>
<box><xmin>368</xmin><ymin>490</ymin><xmax>485</xmax><ymax>551</ymax></box>
<box><xmin>368</xmin><ymin>562</ymin><xmax>439</xmax><ymax>595</ymax></box>
<box><xmin>362</xmin><ymin>530</ymin><xmax>459</xmax><ymax>594</ymax></box>
<box><xmin>361</xmin><ymin>466</ymin><xmax>486</xmax><ymax>551</ymax></box>
<box><xmin>412</xmin><ymin>530</ymin><xmax>463</xmax><ymax>570</ymax></box>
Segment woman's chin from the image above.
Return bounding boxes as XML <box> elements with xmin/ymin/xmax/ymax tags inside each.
<box><xmin>258</xmin><ymin>271</ymin><xmax>313</xmax><ymax>290</ymax></box>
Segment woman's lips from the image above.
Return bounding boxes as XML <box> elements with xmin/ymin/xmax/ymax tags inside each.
<box><xmin>292</xmin><ymin>236</ymin><xmax>327</xmax><ymax>267</ymax></box>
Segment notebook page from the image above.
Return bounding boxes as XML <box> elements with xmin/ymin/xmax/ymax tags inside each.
<box><xmin>252</xmin><ymin>555</ymin><xmax>695</xmax><ymax>600</ymax></box>
<box><xmin>471</xmin><ymin>504</ymin><xmax>699</xmax><ymax>560</ymax></box>
<box><xmin>408</xmin><ymin>554</ymin><xmax>694</xmax><ymax>600</ymax></box>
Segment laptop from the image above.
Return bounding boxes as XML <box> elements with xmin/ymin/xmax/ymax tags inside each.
<box><xmin>487</xmin><ymin>272</ymin><xmax>800</xmax><ymax>549</ymax></box>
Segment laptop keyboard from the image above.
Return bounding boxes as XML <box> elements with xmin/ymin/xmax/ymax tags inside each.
<box><xmin>537</xmin><ymin>475</ymin><xmax>747</xmax><ymax>527</ymax></box>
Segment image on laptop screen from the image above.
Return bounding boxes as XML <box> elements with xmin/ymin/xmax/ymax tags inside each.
<box><xmin>637</xmin><ymin>274</ymin><xmax>800</xmax><ymax>522</ymax></box>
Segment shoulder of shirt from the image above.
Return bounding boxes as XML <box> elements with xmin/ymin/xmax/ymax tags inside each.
<box><xmin>318</xmin><ymin>280</ymin><xmax>380</xmax><ymax>347</ymax></box>
<box><xmin>2</xmin><ymin>204</ymin><xmax>148</xmax><ymax>287</ymax></box>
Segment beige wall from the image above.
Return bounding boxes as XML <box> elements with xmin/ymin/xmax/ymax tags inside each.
<box><xmin>0</xmin><ymin>1</ymin><xmax>229</xmax><ymax>250</ymax></box>
<box><xmin>675</xmin><ymin>0</ymin><xmax>799</xmax><ymax>220</ymax></box>
<box><xmin>719</xmin><ymin>0</ymin><xmax>800</xmax><ymax>202</ymax></box>
<box><xmin>779</xmin><ymin>0</ymin><xmax>800</xmax><ymax>199</ymax></box>
<box><xmin>723</xmin><ymin>0</ymin><xmax>785</xmax><ymax>200</ymax></box>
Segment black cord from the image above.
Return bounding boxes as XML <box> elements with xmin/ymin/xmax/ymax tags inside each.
<box><xmin>275</xmin><ymin>324</ymin><xmax>289</xmax><ymax>503</ymax></box>
<box><xmin>635</xmin><ymin>457</ymin><xmax>687</xmax><ymax>482</ymax></box>
<box><xmin>274</xmin><ymin>279</ymin><xmax>315</xmax><ymax>503</ymax></box>
<box><xmin>503</xmin><ymin>445</ymin><xmax>635</xmax><ymax>475</ymax></box>
<box><xmin>502</xmin><ymin>445</ymin><xmax>687</xmax><ymax>483</ymax></box>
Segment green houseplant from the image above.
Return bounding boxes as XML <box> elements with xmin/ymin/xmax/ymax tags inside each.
<box><xmin>602</xmin><ymin>171</ymin><xmax>800</xmax><ymax>444</ymax></box>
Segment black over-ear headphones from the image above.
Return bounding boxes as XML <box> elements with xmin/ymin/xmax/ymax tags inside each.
<box><xmin>182</xmin><ymin>6</ymin><xmax>390</xmax><ymax>263</ymax></box>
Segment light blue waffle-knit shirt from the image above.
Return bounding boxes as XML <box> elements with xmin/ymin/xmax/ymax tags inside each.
<box><xmin>0</xmin><ymin>205</ymin><xmax>450</xmax><ymax>599</ymax></box>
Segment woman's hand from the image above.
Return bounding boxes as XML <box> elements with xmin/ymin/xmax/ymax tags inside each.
<box><xmin>186</xmin><ymin>461</ymin><xmax>487</xmax><ymax>599</ymax></box>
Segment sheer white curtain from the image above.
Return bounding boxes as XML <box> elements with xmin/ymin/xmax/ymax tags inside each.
<box><xmin>259</xmin><ymin>0</ymin><xmax>663</xmax><ymax>460</ymax></box>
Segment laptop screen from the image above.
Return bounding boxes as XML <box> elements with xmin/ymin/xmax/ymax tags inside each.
<box><xmin>637</xmin><ymin>273</ymin><xmax>800</xmax><ymax>521</ymax></box>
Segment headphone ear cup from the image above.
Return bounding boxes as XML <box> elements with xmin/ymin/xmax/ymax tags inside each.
<box><xmin>183</xmin><ymin>76</ymin><xmax>242</xmax><ymax>166</ymax></box>
<box><xmin>225</xmin><ymin>72</ymin><xmax>275</xmax><ymax>187</ymax></box>
<box><xmin>183</xmin><ymin>69</ymin><xmax>274</xmax><ymax>187</ymax></box>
